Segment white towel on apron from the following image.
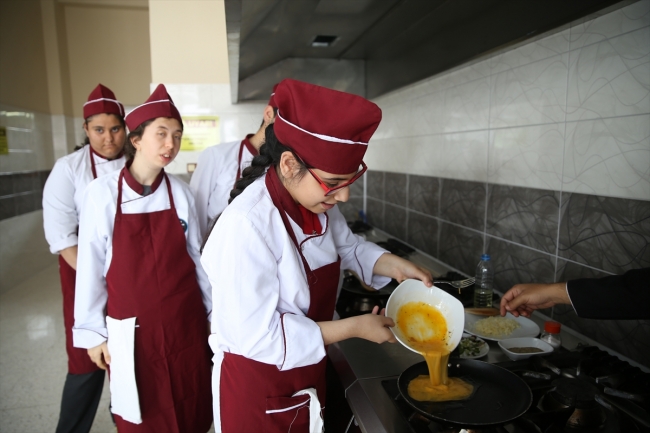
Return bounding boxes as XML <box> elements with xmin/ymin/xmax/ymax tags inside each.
<box><xmin>106</xmin><ymin>316</ymin><xmax>142</xmax><ymax>424</ymax></box>
<box><xmin>292</xmin><ymin>387</ymin><xmax>324</xmax><ymax>433</ymax></box>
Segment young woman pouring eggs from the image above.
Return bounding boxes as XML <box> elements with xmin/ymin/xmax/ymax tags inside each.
<box><xmin>202</xmin><ymin>79</ymin><xmax>432</xmax><ymax>433</ymax></box>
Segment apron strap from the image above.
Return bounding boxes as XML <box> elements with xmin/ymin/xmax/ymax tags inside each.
<box><xmin>234</xmin><ymin>135</ymin><xmax>259</xmax><ymax>189</ymax></box>
<box><xmin>116</xmin><ymin>169</ymin><xmax>125</xmax><ymax>215</ymax></box>
<box><xmin>234</xmin><ymin>139</ymin><xmax>246</xmax><ymax>189</ymax></box>
<box><xmin>116</xmin><ymin>168</ymin><xmax>173</xmax><ymax>215</ymax></box>
<box><xmin>89</xmin><ymin>146</ymin><xmax>99</xmax><ymax>179</ymax></box>
<box><xmin>265</xmin><ymin>168</ymin><xmax>314</xmax><ymax>277</ymax></box>
<box><xmin>163</xmin><ymin>173</ymin><xmax>175</xmax><ymax>209</ymax></box>
<box><xmin>89</xmin><ymin>145</ymin><xmax>124</xmax><ymax>179</ymax></box>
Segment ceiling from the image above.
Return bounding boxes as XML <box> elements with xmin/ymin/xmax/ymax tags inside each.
<box><xmin>226</xmin><ymin>0</ymin><xmax>631</xmax><ymax>102</ymax></box>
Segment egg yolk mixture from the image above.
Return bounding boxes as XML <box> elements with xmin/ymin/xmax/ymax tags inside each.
<box><xmin>397</xmin><ymin>301</ymin><xmax>474</xmax><ymax>402</ymax></box>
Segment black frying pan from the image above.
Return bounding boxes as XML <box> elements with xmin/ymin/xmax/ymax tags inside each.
<box><xmin>398</xmin><ymin>359</ymin><xmax>532</xmax><ymax>426</ymax></box>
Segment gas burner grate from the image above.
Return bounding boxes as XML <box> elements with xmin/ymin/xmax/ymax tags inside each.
<box><xmin>382</xmin><ymin>348</ymin><xmax>650</xmax><ymax>433</ymax></box>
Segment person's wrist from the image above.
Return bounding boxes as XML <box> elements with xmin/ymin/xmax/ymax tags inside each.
<box><xmin>552</xmin><ymin>282</ymin><xmax>570</xmax><ymax>305</ymax></box>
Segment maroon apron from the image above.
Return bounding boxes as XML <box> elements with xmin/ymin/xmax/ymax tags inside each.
<box><xmin>106</xmin><ymin>169</ymin><xmax>212</xmax><ymax>433</ymax></box>
<box><xmin>219</xmin><ymin>169</ymin><xmax>340</xmax><ymax>433</ymax></box>
<box><xmin>59</xmin><ymin>147</ymin><xmax>105</xmax><ymax>375</ymax></box>
<box><xmin>60</xmin><ymin>256</ymin><xmax>100</xmax><ymax>374</ymax></box>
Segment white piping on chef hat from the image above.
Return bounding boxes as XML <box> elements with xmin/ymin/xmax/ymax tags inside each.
<box><xmin>83</xmin><ymin>98</ymin><xmax>124</xmax><ymax>116</ymax></box>
<box><xmin>276</xmin><ymin>111</ymin><xmax>369</xmax><ymax>146</ymax></box>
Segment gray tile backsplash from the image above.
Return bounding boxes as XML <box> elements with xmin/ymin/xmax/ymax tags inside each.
<box><xmin>408</xmin><ymin>174</ymin><xmax>439</xmax><ymax>217</ymax></box>
<box><xmin>558</xmin><ymin>193</ymin><xmax>650</xmax><ymax>274</ymax></box>
<box><xmin>486</xmin><ymin>236</ymin><xmax>557</xmax><ymax>290</ymax></box>
<box><xmin>487</xmin><ymin>184</ymin><xmax>560</xmax><ymax>254</ymax></box>
<box><xmin>440</xmin><ymin>178</ymin><xmax>486</xmax><ymax>231</ymax></box>
<box><xmin>554</xmin><ymin>303</ymin><xmax>650</xmax><ymax>365</ymax></box>
<box><xmin>406</xmin><ymin>211</ymin><xmax>438</xmax><ymax>258</ymax></box>
<box><xmin>365</xmin><ymin>197</ymin><xmax>384</xmax><ymax>230</ymax></box>
<box><xmin>366</xmin><ymin>170</ymin><xmax>384</xmax><ymax>201</ymax></box>
<box><xmin>438</xmin><ymin>221</ymin><xmax>484</xmax><ymax>276</ymax></box>
<box><xmin>383</xmin><ymin>203</ymin><xmax>407</xmax><ymax>240</ymax></box>
<box><xmin>384</xmin><ymin>172</ymin><xmax>407</xmax><ymax>207</ymax></box>
<box><xmin>0</xmin><ymin>170</ymin><xmax>50</xmax><ymax>221</ymax></box>
<box><xmin>361</xmin><ymin>169</ymin><xmax>649</xmax><ymax>367</ymax></box>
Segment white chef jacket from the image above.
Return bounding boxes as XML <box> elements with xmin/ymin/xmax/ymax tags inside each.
<box><xmin>189</xmin><ymin>139</ymin><xmax>256</xmax><ymax>239</ymax></box>
<box><xmin>43</xmin><ymin>146</ymin><xmax>125</xmax><ymax>254</ymax></box>
<box><xmin>201</xmin><ymin>175</ymin><xmax>389</xmax><ymax>430</ymax></box>
<box><xmin>73</xmin><ymin>169</ymin><xmax>212</xmax><ymax>349</ymax></box>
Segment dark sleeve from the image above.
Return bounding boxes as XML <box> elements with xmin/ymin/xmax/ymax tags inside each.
<box><xmin>567</xmin><ymin>268</ymin><xmax>650</xmax><ymax>320</ymax></box>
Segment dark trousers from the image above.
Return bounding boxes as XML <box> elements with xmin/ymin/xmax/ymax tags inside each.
<box><xmin>55</xmin><ymin>370</ymin><xmax>105</xmax><ymax>433</ymax></box>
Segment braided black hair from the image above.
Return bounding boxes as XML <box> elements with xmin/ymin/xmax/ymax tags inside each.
<box><xmin>228</xmin><ymin>123</ymin><xmax>306</xmax><ymax>204</ymax></box>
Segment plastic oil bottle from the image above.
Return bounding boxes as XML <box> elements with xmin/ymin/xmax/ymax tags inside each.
<box><xmin>473</xmin><ymin>254</ymin><xmax>494</xmax><ymax>308</ymax></box>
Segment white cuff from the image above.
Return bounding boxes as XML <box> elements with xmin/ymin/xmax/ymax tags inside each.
<box><xmin>564</xmin><ymin>282</ymin><xmax>577</xmax><ymax>312</ymax></box>
<box><xmin>280</xmin><ymin>314</ymin><xmax>326</xmax><ymax>371</ymax></box>
<box><xmin>50</xmin><ymin>236</ymin><xmax>78</xmax><ymax>255</ymax></box>
<box><xmin>72</xmin><ymin>327</ymin><xmax>107</xmax><ymax>349</ymax></box>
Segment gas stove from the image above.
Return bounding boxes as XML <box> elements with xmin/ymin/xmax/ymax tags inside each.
<box><xmin>336</xmin><ymin>237</ymin><xmax>415</xmax><ymax>319</ymax></box>
<box><xmin>380</xmin><ymin>347</ymin><xmax>650</xmax><ymax>432</ymax></box>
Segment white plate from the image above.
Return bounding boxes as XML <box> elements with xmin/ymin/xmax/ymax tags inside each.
<box><xmin>464</xmin><ymin>312</ymin><xmax>540</xmax><ymax>341</ymax></box>
<box><xmin>459</xmin><ymin>333</ymin><xmax>489</xmax><ymax>359</ymax></box>
<box><xmin>498</xmin><ymin>337</ymin><xmax>554</xmax><ymax>361</ymax></box>
<box><xmin>385</xmin><ymin>280</ymin><xmax>465</xmax><ymax>354</ymax></box>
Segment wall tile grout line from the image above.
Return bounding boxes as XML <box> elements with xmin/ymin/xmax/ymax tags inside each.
<box><xmin>368</xmin><ymin>178</ymin><xmax>619</xmax><ymax>279</ymax></box>
<box><xmin>553</xmin><ymin>18</ymin><xmax>574</xmax><ymax>307</ymax></box>
<box><xmin>373</xmin><ymin>111</ymin><xmax>650</xmax><ymax>144</ymax></box>
<box><xmin>1</xmin><ymin>191</ymin><xmax>40</xmax><ymax>199</ymax></box>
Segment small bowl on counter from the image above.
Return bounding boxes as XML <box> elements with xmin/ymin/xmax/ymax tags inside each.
<box><xmin>498</xmin><ymin>337</ymin><xmax>554</xmax><ymax>361</ymax></box>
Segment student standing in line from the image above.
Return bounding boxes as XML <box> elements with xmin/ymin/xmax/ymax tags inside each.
<box><xmin>73</xmin><ymin>84</ymin><xmax>213</xmax><ymax>433</ymax></box>
<box><xmin>202</xmin><ymin>79</ymin><xmax>433</xmax><ymax>433</ymax></box>
<box><xmin>43</xmin><ymin>84</ymin><xmax>126</xmax><ymax>433</ymax></box>
<box><xmin>190</xmin><ymin>85</ymin><xmax>278</xmax><ymax>239</ymax></box>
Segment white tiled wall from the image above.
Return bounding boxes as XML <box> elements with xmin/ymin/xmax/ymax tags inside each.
<box><xmin>0</xmin><ymin>104</ymin><xmax>57</xmax><ymax>173</ymax></box>
<box><xmin>0</xmin><ymin>104</ymin><xmax>62</xmax><ymax>293</ymax></box>
<box><xmin>368</xmin><ymin>0</ymin><xmax>650</xmax><ymax>201</ymax></box>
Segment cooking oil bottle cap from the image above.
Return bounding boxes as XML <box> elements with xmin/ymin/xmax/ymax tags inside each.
<box><xmin>544</xmin><ymin>321</ymin><xmax>561</xmax><ymax>334</ymax></box>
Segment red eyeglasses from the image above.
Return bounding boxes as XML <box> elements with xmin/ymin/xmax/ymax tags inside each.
<box><xmin>306</xmin><ymin>161</ymin><xmax>367</xmax><ymax>196</ymax></box>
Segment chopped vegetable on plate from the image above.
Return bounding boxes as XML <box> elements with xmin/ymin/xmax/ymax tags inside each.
<box><xmin>458</xmin><ymin>335</ymin><xmax>487</xmax><ymax>358</ymax></box>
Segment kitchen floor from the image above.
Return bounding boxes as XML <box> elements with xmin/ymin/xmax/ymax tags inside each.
<box><xmin>0</xmin><ymin>263</ymin><xmax>216</xmax><ymax>433</ymax></box>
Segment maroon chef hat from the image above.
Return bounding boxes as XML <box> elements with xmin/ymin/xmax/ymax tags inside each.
<box><xmin>125</xmin><ymin>84</ymin><xmax>183</xmax><ymax>131</ymax></box>
<box><xmin>273</xmin><ymin>79</ymin><xmax>381</xmax><ymax>174</ymax></box>
<box><xmin>267</xmin><ymin>83</ymin><xmax>279</xmax><ymax>108</ymax></box>
<box><xmin>83</xmin><ymin>84</ymin><xmax>124</xmax><ymax>119</ymax></box>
